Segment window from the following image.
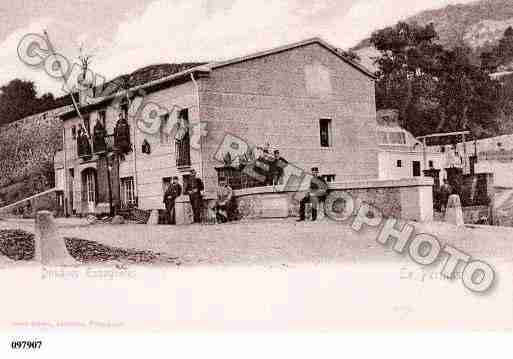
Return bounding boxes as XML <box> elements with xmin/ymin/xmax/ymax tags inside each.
<box><xmin>71</xmin><ymin>126</ymin><xmax>77</xmax><ymax>139</ymax></box>
<box><xmin>378</xmin><ymin>131</ymin><xmax>388</xmax><ymax>144</ymax></box>
<box><xmin>388</xmin><ymin>131</ymin><xmax>406</xmax><ymax>144</ymax></box>
<box><xmin>322</xmin><ymin>174</ymin><xmax>336</xmax><ymax>183</ymax></box>
<box><xmin>396</xmin><ymin>160</ymin><xmax>402</xmax><ymax>168</ymax></box>
<box><xmin>85</xmin><ymin>171</ymin><xmax>96</xmax><ymax>203</ymax></box>
<box><xmin>98</xmin><ymin>110</ymin><xmax>106</xmax><ymax>128</ymax></box>
<box><xmin>121</xmin><ymin>177</ymin><xmax>136</xmax><ymax>207</ymax></box>
<box><xmin>319</xmin><ymin>118</ymin><xmax>332</xmax><ymax>147</ymax></box>
<box><xmin>412</xmin><ymin>161</ymin><xmax>421</xmax><ymax>177</ymax></box>
<box><xmin>428</xmin><ymin>160</ymin><xmax>434</xmax><ymax>168</ymax></box>
<box><xmin>160</xmin><ymin>113</ymin><xmax>171</xmax><ymax>144</ymax></box>
<box><xmin>175</xmin><ymin>108</ymin><xmax>191</xmax><ymax>167</ymax></box>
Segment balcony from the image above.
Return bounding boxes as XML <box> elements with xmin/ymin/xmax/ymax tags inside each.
<box><xmin>92</xmin><ymin>134</ymin><xmax>115</xmax><ymax>154</ymax></box>
<box><xmin>78</xmin><ymin>133</ymin><xmax>129</xmax><ymax>161</ymax></box>
<box><xmin>77</xmin><ymin>136</ymin><xmax>92</xmax><ymax>159</ymax></box>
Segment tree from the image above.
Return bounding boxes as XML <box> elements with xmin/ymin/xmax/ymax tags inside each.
<box><xmin>480</xmin><ymin>26</ymin><xmax>513</xmax><ymax>73</ymax></box>
<box><xmin>0</xmin><ymin>79</ymin><xmax>55</xmax><ymax>126</ymax></box>
<box><xmin>437</xmin><ymin>46</ymin><xmax>500</xmax><ymax>136</ymax></box>
<box><xmin>371</xmin><ymin>22</ymin><xmax>444</xmax><ymax>134</ymax></box>
<box><xmin>372</xmin><ymin>21</ymin><xmax>501</xmax><ymax>138</ymax></box>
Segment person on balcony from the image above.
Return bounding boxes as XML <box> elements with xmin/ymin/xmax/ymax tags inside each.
<box><xmin>163</xmin><ymin>176</ymin><xmax>182</xmax><ymax>225</ymax></box>
<box><xmin>93</xmin><ymin>120</ymin><xmax>107</xmax><ymax>153</ymax></box>
<box><xmin>214</xmin><ymin>179</ymin><xmax>234</xmax><ymax>223</ymax></box>
<box><xmin>77</xmin><ymin>125</ymin><xmax>91</xmax><ymax>157</ymax></box>
<box><xmin>297</xmin><ymin>167</ymin><xmax>328</xmax><ymax>222</ymax></box>
<box><xmin>114</xmin><ymin>113</ymin><xmax>131</xmax><ymax>153</ymax></box>
<box><xmin>185</xmin><ymin>169</ymin><xmax>204</xmax><ymax>223</ymax></box>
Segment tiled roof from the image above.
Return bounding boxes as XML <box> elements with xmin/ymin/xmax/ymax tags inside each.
<box><xmin>53</xmin><ymin>62</ymin><xmax>207</xmax><ymax>106</ymax></box>
<box><xmin>97</xmin><ymin>62</ymin><xmax>207</xmax><ymax>96</ymax></box>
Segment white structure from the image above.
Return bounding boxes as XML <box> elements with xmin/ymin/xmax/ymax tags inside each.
<box><xmin>376</xmin><ymin>110</ymin><xmax>444</xmax><ymax>181</ymax></box>
<box><xmin>446</xmin><ymin>134</ymin><xmax>513</xmax><ymax>188</ymax></box>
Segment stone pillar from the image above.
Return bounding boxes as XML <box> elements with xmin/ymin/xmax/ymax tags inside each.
<box><xmin>34</xmin><ymin>211</ymin><xmax>78</xmax><ymax>266</ymax></box>
<box><xmin>175</xmin><ymin>195</ymin><xmax>193</xmax><ymax>225</ymax></box>
<box><xmin>399</xmin><ymin>183</ymin><xmax>434</xmax><ymax>222</ymax></box>
<box><xmin>146</xmin><ymin>209</ymin><xmax>159</xmax><ymax>225</ymax></box>
<box><xmin>445</xmin><ymin>194</ymin><xmax>464</xmax><ymax>226</ymax></box>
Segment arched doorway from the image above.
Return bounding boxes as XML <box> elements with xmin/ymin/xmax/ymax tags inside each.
<box><xmin>81</xmin><ymin>168</ymin><xmax>98</xmax><ymax>213</ymax></box>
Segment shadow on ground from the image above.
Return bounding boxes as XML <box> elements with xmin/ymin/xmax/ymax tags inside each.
<box><xmin>0</xmin><ymin>229</ymin><xmax>178</xmax><ymax>264</ymax></box>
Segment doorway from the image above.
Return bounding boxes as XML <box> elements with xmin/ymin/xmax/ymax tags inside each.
<box><xmin>82</xmin><ymin>168</ymin><xmax>98</xmax><ymax>213</ymax></box>
<box><xmin>412</xmin><ymin>161</ymin><xmax>421</xmax><ymax>177</ymax></box>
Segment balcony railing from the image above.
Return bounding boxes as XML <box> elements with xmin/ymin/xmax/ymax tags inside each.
<box><xmin>105</xmin><ymin>134</ymin><xmax>115</xmax><ymax>152</ymax></box>
<box><xmin>77</xmin><ymin>136</ymin><xmax>92</xmax><ymax>159</ymax></box>
<box><xmin>78</xmin><ymin>133</ymin><xmax>124</xmax><ymax>160</ymax></box>
<box><xmin>92</xmin><ymin>134</ymin><xmax>116</xmax><ymax>154</ymax></box>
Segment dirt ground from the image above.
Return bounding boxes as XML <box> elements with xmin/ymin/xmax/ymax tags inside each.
<box><xmin>1</xmin><ymin>217</ymin><xmax>511</xmax><ymax>268</ymax></box>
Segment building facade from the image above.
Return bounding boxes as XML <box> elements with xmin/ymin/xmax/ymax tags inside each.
<box><xmin>376</xmin><ymin>110</ymin><xmax>444</xmax><ymax>181</ymax></box>
<box><xmin>55</xmin><ymin>38</ymin><xmax>381</xmax><ymax>215</ymax></box>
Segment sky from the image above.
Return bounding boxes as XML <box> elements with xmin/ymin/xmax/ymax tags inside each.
<box><xmin>0</xmin><ymin>0</ymin><xmax>477</xmax><ymax>96</ymax></box>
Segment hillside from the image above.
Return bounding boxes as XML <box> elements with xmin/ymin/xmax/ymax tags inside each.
<box><xmin>353</xmin><ymin>0</ymin><xmax>513</xmax><ymax>71</ymax></box>
<box><xmin>0</xmin><ymin>111</ymin><xmax>62</xmax><ymax>207</ymax></box>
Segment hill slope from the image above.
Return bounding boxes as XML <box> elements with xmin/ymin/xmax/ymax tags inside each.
<box><xmin>353</xmin><ymin>0</ymin><xmax>513</xmax><ymax>70</ymax></box>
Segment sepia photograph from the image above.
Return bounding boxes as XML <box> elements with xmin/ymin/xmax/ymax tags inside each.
<box><xmin>0</xmin><ymin>0</ymin><xmax>512</xmax><ymax>356</ymax></box>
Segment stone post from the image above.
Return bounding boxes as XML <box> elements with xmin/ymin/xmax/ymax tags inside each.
<box><xmin>445</xmin><ymin>194</ymin><xmax>464</xmax><ymax>226</ymax></box>
<box><xmin>175</xmin><ymin>195</ymin><xmax>194</xmax><ymax>225</ymax></box>
<box><xmin>35</xmin><ymin>211</ymin><xmax>78</xmax><ymax>266</ymax></box>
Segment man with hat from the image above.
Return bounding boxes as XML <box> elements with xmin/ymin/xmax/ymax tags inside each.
<box><xmin>297</xmin><ymin>167</ymin><xmax>328</xmax><ymax>222</ymax></box>
<box><xmin>163</xmin><ymin>176</ymin><xmax>182</xmax><ymax>224</ymax></box>
<box><xmin>185</xmin><ymin>169</ymin><xmax>204</xmax><ymax>223</ymax></box>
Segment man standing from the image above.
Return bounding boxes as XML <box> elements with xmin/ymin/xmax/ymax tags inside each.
<box><xmin>439</xmin><ymin>178</ymin><xmax>452</xmax><ymax>214</ymax></box>
<box><xmin>163</xmin><ymin>176</ymin><xmax>182</xmax><ymax>224</ymax></box>
<box><xmin>186</xmin><ymin>169</ymin><xmax>204</xmax><ymax>223</ymax></box>
<box><xmin>271</xmin><ymin>149</ymin><xmax>288</xmax><ymax>187</ymax></box>
<box><xmin>298</xmin><ymin>167</ymin><xmax>328</xmax><ymax>222</ymax></box>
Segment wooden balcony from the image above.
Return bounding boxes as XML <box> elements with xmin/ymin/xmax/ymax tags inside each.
<box><xmin>78</xmin><ymin>134</ymin><xmax>121</xmax><ymax>161</ymax></box>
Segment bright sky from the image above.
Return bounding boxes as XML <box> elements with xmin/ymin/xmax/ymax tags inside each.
<box><xmin>0</xmin><ymin>0</ymin><xmax>476</xmax><ymax>96</ymax></box>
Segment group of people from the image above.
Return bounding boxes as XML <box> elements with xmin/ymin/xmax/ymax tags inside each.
<box><xmin>253</xmin><ymin>145</ymin><xmax>328</xmax><ymax>221</ymax></box>
<box><xmin>163</xmin><ymin>169</ymin><xmax>236</xmax><ymax>225</ymax></box>
<box><xmin>162</xmin><ymin>169</ymin><xmax>205</xmax><ymax>224</ymax></box>
<box><xmin>163</xmin><ymin>166</ymin><xmax>328</xmax><ymax>225</ymax></box>
<box><xmin>251</xmin><ymin>145</ymin><xmax>289</xmax><ymax>187</ymax></box>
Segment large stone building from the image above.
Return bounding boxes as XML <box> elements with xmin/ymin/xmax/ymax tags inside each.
<box><xmin>55</xmin><ymin>37</ymin><xmax>381</xmax><ymax>215</ymax></box>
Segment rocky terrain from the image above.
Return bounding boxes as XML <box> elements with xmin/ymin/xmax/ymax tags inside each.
<box><xmin>353</xmin><ymin>0</ymin><xmax>513</xmax><ymax>71</ymax></box>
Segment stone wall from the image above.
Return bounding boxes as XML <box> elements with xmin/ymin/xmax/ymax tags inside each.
<box><xmin>0</xmin><ymin>189</ymin><xmax>63</xmax><ymax>218</ymax></box>
<box><xmin>233</xmin><ymin>178</ymin><xmax>434</xmax><ymax>222</ymax></box>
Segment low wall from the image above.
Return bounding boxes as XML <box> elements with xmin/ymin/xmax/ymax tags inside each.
<box><xmin>233</xmin><ymin>178</ymin><xmax>434</xmax><ymax>222</ymax></box>
<box><xmin>0</xmin><ymin>189</ymin><xmax>63</xmax><ymax>218</ymax></box>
